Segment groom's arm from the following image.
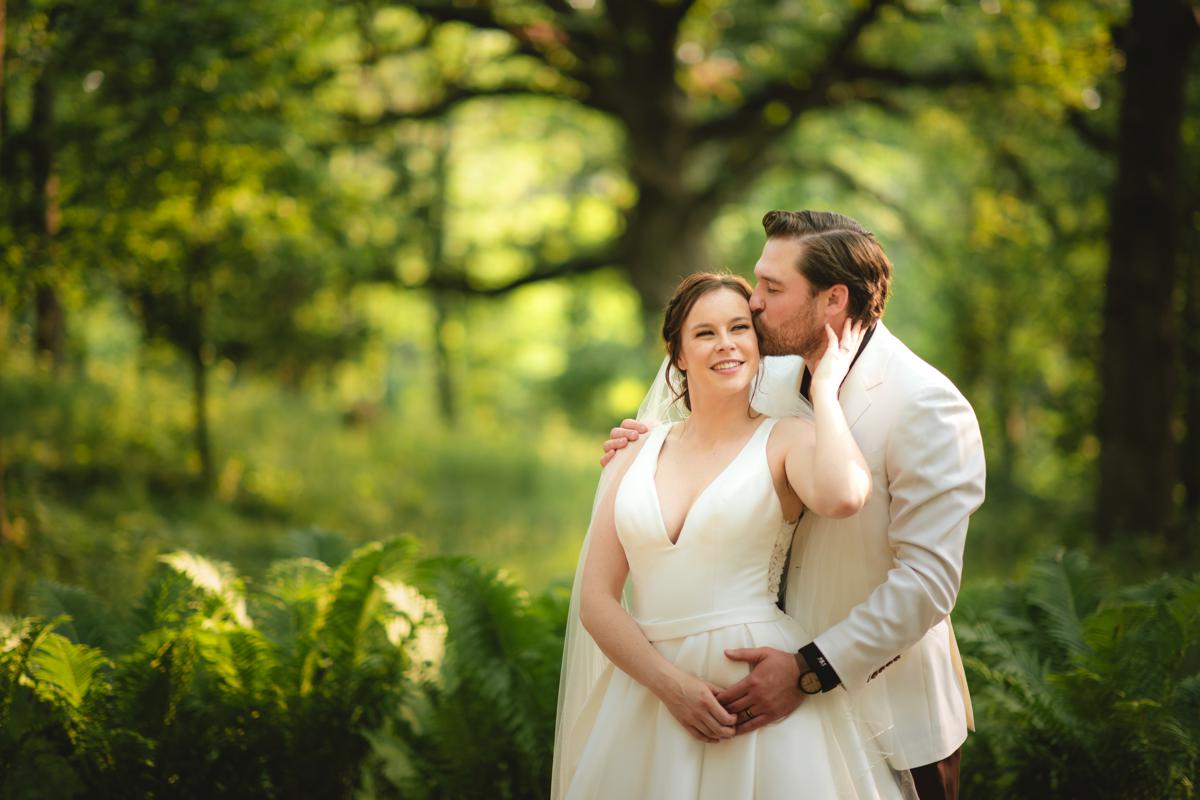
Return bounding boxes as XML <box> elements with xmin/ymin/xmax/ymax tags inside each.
<box><xmin>811</xmin><ymin>383</ymin><xmax>986</xmax><ymax>690</ymax></box>
<box><xmin>600</xmin><ymin>357</ymin><xmax>806</xmax><ymax>466</ymax></box>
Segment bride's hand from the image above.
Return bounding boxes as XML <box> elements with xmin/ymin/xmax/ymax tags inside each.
<box><xmin>810</xmin><ymin>319</ymin><xmax>865</xmax><ymax>396</ymax></box>
<box><xmin>657</xmin><ymin>671</ymin><xmax>737</xmax><ymax>743</ymax></box>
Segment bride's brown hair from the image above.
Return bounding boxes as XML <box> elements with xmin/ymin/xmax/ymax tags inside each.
<box><xmin>661</xmin><ymin>272</ymin><xmax>756</xmax><ymax>411</ymax></box>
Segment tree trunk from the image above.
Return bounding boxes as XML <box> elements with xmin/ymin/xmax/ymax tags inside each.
<box><xmin>423</xmin><ymin>125</ymin><xmax>458</xmax><ymax>424</ymax></box>
<box><xmin>0</xmin><ymin>1</ymin><xmax>8</xmax><ymax>537</ymax></box>
<box><xmin>1181</xmin><ymin>207</ymin><xmax>1200</xmax><ymax>520</ymax></box>
<box><xmin>614</xmin><ymin>74</ymin><xmax>723</xmax><ymax>311</ymax></box>
<box><xmin>606</xmin><ymin>46</ymin><xmax>722</xmax><ymax>312</ymax></box>
<box><xmin>189</xmin><ymin>335</ymin><xmax>212</xmax><ymax>492</ymax></box>
<box><xmin>0</xmin><ymin>0</ymin><xmax>13</xmax><ymax>225</ymax></box>
<box><xmin>29</xmin><ymin>67</ymin><xmax>65</xmax><ymax>367</ymax></box>
<box><xmin>620</xmin><ymin>191</ymin><xmax>719</xmax><ymax>314</ymax></box>
<box><xmin>1095</xmin><ymin>0</ymin><xmax>1198</xmax><ymax>541</ymax></box>
<box><xmin>0</xmin><ymin>437</ymin><xmax>12</xmax><ymax>544</ymax></box>
<box><xmin>184</xmin><ymin>241</ymin><xmax>214</xmax><ymax>492</ymax></box>
<box><xmin>431</xmin><ymin>294</ymin><xmax>457</xmax><ymax>424</ymax></box>
<box><xmin>34</xmin><ymin>283</ymin><xmax>64</xmax><ymax>364</ymax></box>
<box><xmin>0</xmin><ymin>0</ymin><xmax>7</xmax><ymax>149</ymax></box>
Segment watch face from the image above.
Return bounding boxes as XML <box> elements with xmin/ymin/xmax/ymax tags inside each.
<box><xmin>800</xmin><ymin>671</ymin><xmax>822</xmax><ymax>694</ymax></box>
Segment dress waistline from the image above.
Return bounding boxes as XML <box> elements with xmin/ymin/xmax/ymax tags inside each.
<box><xmin>637</xmin><ymin>604</ymin><xmax>788</xmax><ymax>642</ymax></box>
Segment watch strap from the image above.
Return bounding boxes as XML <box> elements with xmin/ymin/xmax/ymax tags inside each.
<box><xmin>798</xmin><ymin>642</ymin><xmax>841</xmax><ymax>692</ymax></box>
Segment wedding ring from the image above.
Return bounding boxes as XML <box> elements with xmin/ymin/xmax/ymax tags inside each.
<box><xmin>744</xmin><ymin>708</ymin><xmax>755</xmax><ymax>720</ymax></box>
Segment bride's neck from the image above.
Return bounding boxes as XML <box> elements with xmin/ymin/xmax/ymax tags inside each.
<box><xmin>682</xmin><ymin>388</ymin><xmax>756</xmax><ymax>441</ymax></box>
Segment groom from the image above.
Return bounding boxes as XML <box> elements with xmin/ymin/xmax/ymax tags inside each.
<box><xmin>603</xmin><ymin>210</ymin><xmax>986</xmax><ymax>800</ymax></box>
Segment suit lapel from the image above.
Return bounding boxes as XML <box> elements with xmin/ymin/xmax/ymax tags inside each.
<box><xmin>839</xmin><ymin>322</ymin><xmax>894</xmax><ymax>430</ymax></box>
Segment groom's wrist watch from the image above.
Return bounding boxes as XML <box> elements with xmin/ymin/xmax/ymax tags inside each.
<box><xmin>795</xmin><ymin>642</ymin><xmax>841</xmax><ymax>694</ymax></box>
<box><xmin>796</xmin><ymin>663</ymin><xmax>823</xmax><ymax>695</ymax></box>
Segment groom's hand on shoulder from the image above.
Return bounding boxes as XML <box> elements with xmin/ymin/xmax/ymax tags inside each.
<box><xmin>600</xmin><ymin>419</ymin><xmax>650</xmax><ymax>467</ymax></box>
<box><xmin>717</xmin><ymin>647</ymin><xmax>805</xmax><ymax>735</ymax></box>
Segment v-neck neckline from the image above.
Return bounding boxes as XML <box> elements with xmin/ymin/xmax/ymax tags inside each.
<box><xmin>649</xmin><ymin>418</ymin><xmax>770</xmax><ymax>548</ymax></box>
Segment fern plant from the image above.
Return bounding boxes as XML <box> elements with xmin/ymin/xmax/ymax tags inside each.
<box><xmin>0</xmin><ymin>538</ymin><xmax>428</xmax><ymax>799</ymax></box>
<box><xmin>359</xmin><ymin>557</ymin><xmax>568</xmax><ymax>800</ymax></box>
<box><xmin>6</xmin><ymin>539</ymin><xmax>1197</xmax><ymax>800</ymax></box>
<box><xmin>956</xmin><ymin>550</ymin><xmax>1200</xmax><ymax>800</ymax></box>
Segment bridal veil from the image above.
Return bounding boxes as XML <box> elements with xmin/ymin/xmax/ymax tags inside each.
<box><xmin>550</xmin><ymin>358</ymin><xmax>687</xmax><ymax>798</ymax></box>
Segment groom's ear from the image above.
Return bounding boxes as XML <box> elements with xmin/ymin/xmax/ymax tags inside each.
<box><xmin>824</xmin><ymin>284</ymin><xmax>850</xmax><ymax>317</ymax></box>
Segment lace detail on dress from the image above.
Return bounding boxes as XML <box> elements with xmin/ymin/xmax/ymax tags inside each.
<box><xmin>766</xmin><ymin>521</ymin><xmax>796</xmax><ymax>599</ymax></box>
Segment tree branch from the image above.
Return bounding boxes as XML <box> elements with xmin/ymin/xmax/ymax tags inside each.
<box><xmin>838</xmin><ymin>59</ymin><xmax>993</xmax><ymax>90</ymax></box>
<box><xmin>402</xmin><ymin>0</ymin><xmax>512</xmax><ymax>37</ymax></box>
<box><xmin>988</xmin><ymin>145</ymin><xmax>1108</xmax><ymax>245</ymax></box>
<box><xmin>700</xmin><ymin>56</ymin><xmax>988</xmax><ymax>194</ymax></box>
<box><xmin>852</xmin><ymin>93</ymin><xmax>911</xmax><ymax>117</ymax></box>
<box><xmin>820</xmin><ymin>0</ymin><xmax>895</xmax><ymax>73</ymax></box>
<box><xmin>339</xmin><ymin>84</ymin><xmax>569</xmax><ymax>128</ymax></box>
<box><xmin>407</xmin><ymin>249</ymin><xmax>619</xmax><ymax>296</ymax></box>
<box><xmin>696</xmin><ymin>0</ymin><xmax>895</xmax><ymax>142</ymax></box>
<box><xmin>401</xmin><ymin>0</ymin><xmax>602</xmax><ymax>75</ymax></box>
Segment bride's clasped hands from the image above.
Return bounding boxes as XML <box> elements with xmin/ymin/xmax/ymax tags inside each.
<box><xmin>655</xmin><ymin>669</ymin><xmax>737</xmax><ymax>743</ymax></box>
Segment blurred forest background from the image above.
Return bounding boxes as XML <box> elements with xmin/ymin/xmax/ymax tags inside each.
<box><xmin>1</xmin><ymin>0</ymin><xmax>1199</xmax><ymax>797</ymax></box>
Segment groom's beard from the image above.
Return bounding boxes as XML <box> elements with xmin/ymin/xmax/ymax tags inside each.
<box><xmin>755</xmin><ymin>310</ymin><xmax>826</xmax><ymax>359</ymax></box>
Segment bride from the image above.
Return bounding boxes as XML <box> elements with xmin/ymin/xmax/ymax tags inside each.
<box><xmin>551</xmin><ymin>272</ymin><xmax>909</xmax><ymax>799</ymax></box>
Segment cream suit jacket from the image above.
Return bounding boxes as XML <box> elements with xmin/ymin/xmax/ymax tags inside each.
<box><xmin>753</xmin><ymin>323</ymin><xmax>986</xmax><ymax>770</ymax></box>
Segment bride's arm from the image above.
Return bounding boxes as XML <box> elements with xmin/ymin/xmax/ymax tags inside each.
<box><xmin>579</xmin><ymin>445</ymin><xmax>736</xmax><ymax>743</ymax></box>
<box><xmin>781</xmin><ymin>325</ymin><xmax>872</xmax><ymax>518</ymax></box>
<box><xmin>780</xmin><ymin>398</ymin><xmax>871</xmax><ymax>519</ymax></box>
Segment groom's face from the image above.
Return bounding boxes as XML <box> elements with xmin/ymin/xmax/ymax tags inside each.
<box><xmin>749</xmin><ymin>238</ymin><xmax>829</xmax><ymax>359</ymax></box>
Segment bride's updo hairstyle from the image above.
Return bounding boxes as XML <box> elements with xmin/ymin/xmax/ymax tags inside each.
<box><xmin>661</xmin><ymin>272</ymin><xmax>755</xmax><ymax>411</ymax></box>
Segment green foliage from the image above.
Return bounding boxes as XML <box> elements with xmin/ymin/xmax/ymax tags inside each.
<box><xmin>4</xmin><ymin>540</ymin><xmax>1199</xmax><ymax>799</ymax></box>
<box><xmin>361</xmin><ymin>557</ymin><xmax>567</xmax><ymax>799</ymax></box>
<box><xmin>957</xmin><ymin>551</ymin><xmax>1200</xmax><ymax>799</ymax></box>
<box><xmin>31</xmin><ymin>580</ymin><xmax>125</xmax><ymax>652</ymax></box>
<box><xmin>0</xmin><ymin>538</ymin><xmax>569</xmax><ymax>798</ymax></box>
<box><xmin>26</xmin><ymin>628</ymin><xmax>110</xmax><ymax>713</ymax></box>
<box><xmin>0</xmin><ymin>347</ymin><xmax>601</xmax><ymax>616</ymax></box>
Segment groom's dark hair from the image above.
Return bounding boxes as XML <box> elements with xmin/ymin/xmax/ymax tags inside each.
<box><xmin>762</xmin><ymin>210</ymin><xmax>892</xmax><ymax>323</ymax></box>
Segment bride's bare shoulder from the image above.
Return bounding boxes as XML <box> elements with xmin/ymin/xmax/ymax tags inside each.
<box><xmin>766</xmin><ymin>416</ymin><xmax>814</xmax><ymax>460</ymax></box>
<box><xmin>768</xmin><ymin>415</ymin><xmax>813</xmax><ymax>440</ymax></box>
<box><xmin>603</xmin><ymin>428</ymin><xmax>652</xmax><ymax>475</ymax></box>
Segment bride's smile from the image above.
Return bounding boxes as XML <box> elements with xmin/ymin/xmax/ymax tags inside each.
<box><xmin>673</xmin><ymin>288</ymin><xmax>761</xmax><ymax>400</ymax></box>
<box><xmin>710</xmin><ymin>359</ymin><xmax>743</xmax><ymax>374</ymax></box>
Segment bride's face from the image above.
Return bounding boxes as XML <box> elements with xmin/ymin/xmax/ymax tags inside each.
<box><xmin>675</xmin><ymin>289</ymin><xmax>761</xmax><ymax>401</ymax></box>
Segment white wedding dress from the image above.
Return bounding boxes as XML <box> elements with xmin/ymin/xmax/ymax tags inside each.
<box><xmin>564</xmin><ymin>419</ymin><xmax>905</xmax><ymax>799</ymax></box>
